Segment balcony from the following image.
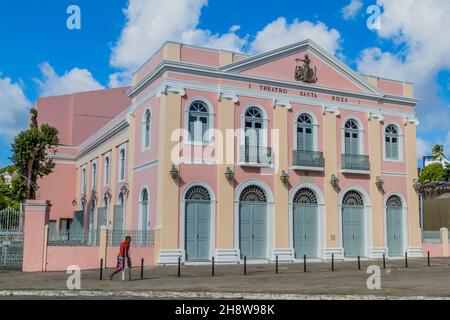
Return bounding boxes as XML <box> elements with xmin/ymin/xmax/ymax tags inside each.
<box><xmin>239</xmin><ymin>145</ymin><xmax>272</xmax><ymax>166</ymax></box>
<box><xmin>341</xmin><ymin>154</ymin><xmax>370</xmax><ymax>173</ymax></box>
<box><xmin>292</xmin><ymin>150</ymin><xmax>324</xmax><ymax>171</ymax></box>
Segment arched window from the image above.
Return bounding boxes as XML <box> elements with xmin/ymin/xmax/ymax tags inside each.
<box><xmin>239</xmin><ymin>185</ymin><xmax>267</xmax><ymax>203</ymax></box>
<box><xmin>118</xmin><ymin>192</ymin><xmax>124</xmax><ymax>205</ymax></box>
<box><xmin>91</xmin><ymin>163</ymin><xmax>97</xmax><ymax>190</ymax></box>
<box><xmin>387</xmin><ymin>195</ymin><xmax>402</xmax><ymax>207</ymax></box>
<box><xmin>188</xmin><ymin>101</ymin><xmax>209</xmax><ymax>143</ymax></box>
<box><xmin>293</xmin><ymin>188</ymin><xmax>318</xmax><ymax>204</ymax></box>
<box><xmin>119</xmin><ymin>148</ymin><xmax>126</xmax><ymax>181</ymax></box>
<box><xmin>296</xmin><ymin>113</ymin><xmax>314</xmax><ymax>151</ymax></box>
<box><xmin>142</xmin><ymin>109</ymin><xmax>151</xmax><ymax>150</ymax></box>
<box><xmin>103</xmin><ymin>195</ymin><xmax>109</xmax><ymax>208</ymax></box>
<box><xmin>140</xmin><ymin>189</ymin><xmax>149</xmax><ymax>231</ymax></box>
<box><xmin>342</xmin><ymin>190</ymin><xmax>364</xmax><ymax>206</ymax></box>
<box><xmin>81</xmin><ymin>167</ymin><xmax>86</xmax><ymax>194</ymax></box>
<box><xmin>385</xmin><ymin>124</ymin><xmax>400</xmax><ymax>160</ymax></box>
<box><xmin>185</xmin><ymin>186</ymin><xmax>211</xmax><ymax>201</ymax></box>
<box><xmin>344</xmin><ymin>120</ymin><xmax>361</xmax><ymax>155</ymax></box>
<box><xmin>104</xmin><ymin>156</ymin><xmax>110</xmax><ymax>186</ymax></box>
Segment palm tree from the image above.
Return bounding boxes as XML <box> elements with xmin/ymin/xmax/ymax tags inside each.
<box><xmin>432</xmin><ymin>144</ymin><xmax>445</xmax><ymax>161</ymax></box>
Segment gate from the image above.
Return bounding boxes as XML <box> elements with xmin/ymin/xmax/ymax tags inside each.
<box><xmin>0</xmin><ymin>208</ymin><xmax>24</xmax><ymax>270</ymax></box>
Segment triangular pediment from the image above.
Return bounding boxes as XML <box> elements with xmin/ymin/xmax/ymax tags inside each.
<box><xmin>221</xmin><ymin>40</ymin><xmax>382</xmax><ymax>96</ymax></box>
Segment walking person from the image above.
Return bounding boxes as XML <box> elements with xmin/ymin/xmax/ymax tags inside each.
<box><xmin>109</xmin><ymin>236</ymin><xmax>132</xmax><ymax>280</ymax></box>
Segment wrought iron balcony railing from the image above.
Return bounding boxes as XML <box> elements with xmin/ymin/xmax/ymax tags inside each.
<box><xmin>341</xmin><ymin>154</ymin><xmax>370</xmax><ymax>172</ymax></box>
<box><xmin>240</xmin><ymin>145</ymin><xmax>272</xmax><ymax>165</ymax></box>
<box><xmin>293</xmin><ymin>150</ymin><xmax>324</xmax><ymax>168</ymax></box>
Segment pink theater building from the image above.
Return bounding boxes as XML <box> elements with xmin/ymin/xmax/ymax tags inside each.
<box><xmin>37</xmin><ymin>39</ymin><xmax>422</xmax><ymax>266</ymax></box>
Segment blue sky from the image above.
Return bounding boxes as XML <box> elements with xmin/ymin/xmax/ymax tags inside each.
<box><xmin>0</xmin><ymin>0</ymin><xmax>449</xmax><ymax>167</ymax></box>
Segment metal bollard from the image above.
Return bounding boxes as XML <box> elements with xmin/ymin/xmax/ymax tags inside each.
<box><xmin>428</xmin><ymin>251</ymin><xmax>431</xmax><ymax>267</ymax></box>
<box><xmin>178</xmin><ymin>256</ymin><xmax>181</xmax><ymax>278</ymax></box>
<box><xmin>405</xmin><ymin>252</ymin><xmax>408</xmax><ymax>268</ymax></box>
<box><xmin>383</xmin><ymin>253</ymin><xmax>386</xmax><ymax>269</ymax></box>
<box><xmin>331</xmin><ymin>253</ymin><xmax>335</xmax><ymax>271</ymax></box>
<box><xmin>212</xmin><ymin>256</ymin><xmax>215</xmax><ymax>277</ymax></box>
<box><xmin>99</xmin><ymin>258</ymin><xmax>103</xmax><ymax>280</ymax></box>
<box><xmin>276</xmin><ymin>255</ymin><xmax>279</xmax><ymax>274</ymax></box>
<box><xmin>303</xmin><ymin>255</ymin><xmax>307</xmax><ymax>273</ymax></box>
<box><xmin>244</xmin><ymin>256</ymin><xmax>247</xmax><ymax>276</ymax></box>
<box><xmin>140</xmin><ymin>258</ymin><xmax>144</xmax><ymax>280</ymax></box>
<box><xmin>358</xmin><ymin>256</ymin><xmax>361</xmax><ymax>270</ymax></box>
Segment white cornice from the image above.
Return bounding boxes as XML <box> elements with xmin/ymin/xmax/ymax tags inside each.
<box><xmin>128</xmin><ymin>60</ymin><xmax>419</xmax><ymax>107</ymax></box>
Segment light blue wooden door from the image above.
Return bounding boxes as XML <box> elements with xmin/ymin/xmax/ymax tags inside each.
<box><xmin>239</xmin><ymin>203</ymin><xmax>267</xmax><ymax>259</ymax></box>
<box><xmin>387</xmin><ymin>207</ymin><xmax>403</xmax><ymax>257</ymax></box>
<box><xmin>113</xmin><ymin>205</ymin><xmax>124</xmax><ymax>246</ymax></box>
<box><xmin>72</xmin><ymin>210</ymin><xmax>84</xmax><ymax>233</ymax></box>
<box><xmin>293</xmin><ymin>204</ymin><xmax>318</xmax><ymax>258</ymax></box>
<box><xmin>342</xmin><ymin>206</ymin><xmax>364</xmax><ymax>257</ymax></box>
<box><xmin>185</xmin><ymin>201</ymin><xmax>211</xmax><ymax>261</ymax></box>
<box><xmin>97</xmin><ymin>208</ymin><xmax>107</xmax><ymax>229</ymax></box>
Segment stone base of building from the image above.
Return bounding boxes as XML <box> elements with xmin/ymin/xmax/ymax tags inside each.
<box><xmin>270</xmin><ymin>248</ymin><xmax>295</xmax><ymax>262</ymax></box>
<box><xmin>407</xmin><ymin>247</ymin><xmax>424</xmax><ymax>258</ymax></box>
<box><xmin>214</xmin><ymin>249</ymin><xmax>240</xmax><ymax>263</ymax></box>
<box><xmin>369</xmin><ymin>247</ymin><xmax>388</xmax><ymax>259</ymax></box>
<box><xmin>322</xmin><ymin>248</ymin><xmax>344</xmax><ymax>260</ymax></box>
<box><xmin>159</xmin><ymin>249</ymin><xmax>184</xmax><ymax>264</ymax></box>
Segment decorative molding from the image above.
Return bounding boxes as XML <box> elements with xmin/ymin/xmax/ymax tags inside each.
<box><xmin>323</xmin><ymin>106</ymin><xmax>340</xmax><ymax>116</ymax></box>
<box><xmin>273</xmin><ymin>99</ymin><xmax>292</xmax><ymax>110</ymax></box>
<box><xmin>159</xmin><ymin>249</ymin><xmax>185</xmax><ymax>264</ymax></box>
<box><xmin>404</xmin><ymin>116</ymin><xmax>420</xmax><ymax>126</ymax></box>
<box><xmin>270</xmin><ymin>248</ymin><xmax>295</xmax><ymax>262</ymax></box>
<box><xmin>132</xmin><ymin>160</ymin><xmax>159</xmax><ymax>173</ymax></box>
<box><xmin>368</xmin><ymin>112</ymin><xmax>384</xmax><ymax>122</ymax></box>
<box><xmin>218</xmin><ymin>91</ymin><xmax>239</xmax><ymax>103</ymax></box>
<box><xmin>214</xmin><ymin>249</ymin><xmax>240</xmax><ymax>263</ymax></box>
<box><xmin>156</xmin><ymin>84</ymin><xmax>186</xmax><ymax>97</ymax></box>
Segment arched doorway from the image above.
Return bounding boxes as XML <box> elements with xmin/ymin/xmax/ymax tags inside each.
<box><xmin>239</xmin><ymin>185</ymin><xmax>267</xmax><ymax>259</ymax></box>
<box><xmin>342</xmin><ymin>190</ymin><xmax>365</xmax><ymax>257</ymax></box>
<box><xmin>185</xmin><ymin>186</ymin><xmax>212</xmax><ymax>261</ymax></box>
<box><xmin>293</xmin><ymin>188</ymin><xmax>318</xmax><ymax>258</ymax></box>
<box><xmin>386</xmin><ymin>195</ymin><xmax>404</xmax><ymax>257</ymax></box>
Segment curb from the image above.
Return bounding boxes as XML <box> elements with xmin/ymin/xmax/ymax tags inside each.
<box><xmin>0</xmin><ymin>290</ymin><xmax>449</xmax><ymax>300</ymax></box>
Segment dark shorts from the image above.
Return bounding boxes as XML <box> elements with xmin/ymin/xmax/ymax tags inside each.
<box><xmin>116</xmin><ymin>257</ymin><xmax>125</xmax><ymax>271</ymax></box>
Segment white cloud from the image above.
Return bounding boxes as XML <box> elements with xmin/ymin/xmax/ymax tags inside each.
<box><xmin>249</xmin><ymin>18</ymin><xmax>341</xmax><ymax>55</ymax></box>
<box><xmin>0</xmin><ymin>74</ymin><xmax>32</xmax><ymax>139</ymax></box>
<box><xmin>356</xmin><ymin>0</ymin><xmax>450</xmax><ymax>134</ymax></box>
<box><xmin>109</xmin><ymin>1</ymin><xmax>342</xmax><ymax>84</ymax></box>
<box><xmin>342</xmin><ymin>0</ymin><xmax>364</xmax><ymax>20</ymax></box>
<box><xmin>35</xmin><ymin>62</ymin><xmax>104</xmax><ymax>97</ymax></box>
<box><xmin>417</xmin><ymin>137</ymin><xmax>431</xmax><ymax>160</ymax></box>
<box><xmin>110</xmin><ymin>0</ymin><xmax>207</xmax><ymax>71</ymax></box>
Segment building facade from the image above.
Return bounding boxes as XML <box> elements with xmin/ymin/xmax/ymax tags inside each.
<box><xmin>37</xmin><ymin>40</ymin><xmax>423</xmax><ymax>265</ymax></box>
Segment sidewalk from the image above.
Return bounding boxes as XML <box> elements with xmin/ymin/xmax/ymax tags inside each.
<box><xmin>1</xmin><ymin>258</ymin><xmax>449</xmax><ymax>299</ymax></box>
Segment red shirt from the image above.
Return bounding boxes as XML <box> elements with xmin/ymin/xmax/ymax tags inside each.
<box><xmin>118</xmin><ymin>240</ymin><xmax>130</xmax><ymax>257</ymax></box>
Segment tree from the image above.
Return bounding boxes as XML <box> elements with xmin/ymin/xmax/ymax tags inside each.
<box><xmin>432</xmin><ymin>144</ymin><xmax>445</xmax><ymax>161</ymax></box>
<box><xmin>10</xmin><ymin>108</ymin><xmax>59</xmax><ymax>200</ymax></box>
<box><xmin>418</xmin><ymin>163</ymin><xmax>446</xmax><ymax>183</ymax></box>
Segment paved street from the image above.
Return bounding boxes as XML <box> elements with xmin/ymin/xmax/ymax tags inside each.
<box><xmin>1</xmin><ymin>258</ymin><xmax>450</xmax><ymax>299</ymax></box>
